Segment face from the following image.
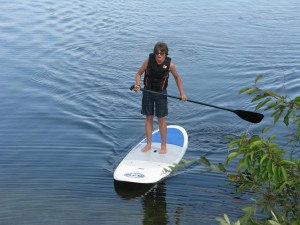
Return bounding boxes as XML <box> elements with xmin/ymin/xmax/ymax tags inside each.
<box><xmin>155</xmin><ymin>49</ymin><xmax>166</xmax><ymax>63</ymax></box>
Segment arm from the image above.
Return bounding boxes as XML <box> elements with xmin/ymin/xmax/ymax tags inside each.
<box><xmin>134</xmin><ymin>59</ymin><xmax>148</xmax><ymax>91</ymax></box>
<box><xmin>169</xmin><ymin>62</ymin><xmax>187</xmax><ymax>101</ymax></box>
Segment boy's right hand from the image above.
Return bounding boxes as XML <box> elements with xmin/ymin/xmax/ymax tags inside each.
<box><xmin>134</xmin><ymin>84</ymin><xmax>141</xmax><ymax>92</ymax></box>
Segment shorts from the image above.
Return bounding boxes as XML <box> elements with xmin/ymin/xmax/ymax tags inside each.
<box><xmin>141</xmin><ymin>90</ymin><xmax>168</xmax><ymax>117</ymax></box>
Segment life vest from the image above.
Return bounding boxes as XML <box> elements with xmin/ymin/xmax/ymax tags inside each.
<box><xmin>144</xmin><ymin>53</ymin><xmax>171</xmax><ymax>91</ymax></box>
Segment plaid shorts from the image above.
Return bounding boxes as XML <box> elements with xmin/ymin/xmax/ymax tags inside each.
<box><xmin>141</xmin><ymin>90</ymin><xmax>168</xmax><ymax>117</ymax></box>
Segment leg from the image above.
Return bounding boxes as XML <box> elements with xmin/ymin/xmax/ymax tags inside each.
<box><xmin>155</xmin><ymin>90</ymin><xmax>168</xmax><ymax>154</ymax></box>
<box><xmin>158</xmin><ymin>116</ymin><xmax>167</xmax><ymax>154</ymax></box>
<box><xmin>141</xmin><ymin>91</ymin><xmax>154</xmax><ymax>152</ymax></box>
<box><xmin>142</xmin><ymin>115</ymin><xmax>154</xmax><ymax>152</ymax></box>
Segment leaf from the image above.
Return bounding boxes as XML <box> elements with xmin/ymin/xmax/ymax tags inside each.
<box><xmin>270</xmin><ymin>210</ymin><xmax>279</xmax><ymax>222</ymax></box>
<box><xmin>224</xmin><ymin>214</ymin><xmax>231</xmax><ymax>224</ymax></box>
<box><xmin>280</xmin><ymin>166</ymin><xmax>288</xmax><ymax>182</ymax></box>
<box><xmin>281</xmin><ymin>159</ymin><xmax>297</xmax><ymax>167</ymax></box>
<box><xmin>227</xmin><ymin>174</ymin><xmax>240</xmax><ymax>181</ymax></box>
<box><xmin>225</xmin><ymin>135</ymin><xmax>235</xmax><ymax>141</ymax></box>
<box><xmin>267</xmin><ymin>220</ymin><xmax>281</xmax><ymax>225</ymax></box>
<box><xmin>268</xmin><ymin>135</ymin><xmax>277</xmax><ymax>142</ymax></box>
<box><xmin>255</xmin><ymin>97</ymin><xmax>272</xmax><ymax>110</ymax></box>
<box><xmin>239</xmin><ymin>87</ymin><xmax>252</xmax><ymax>95</ymax></box>
<box><xmin>228</xmin><ymin>140</ymin><xmax>239</xmax><ymax>150</ymax></box>
<box><xmin>227</xmin><ymin>152</ymin><xmax>240</xmax><ymax>163</ymax></box>
<box><xmin>243</xmin><ymin>206</ymin><xmax>254</xmax><ymax>215</ymax></box>
<box><xmin>199</xmin><ymin>156</ymin><xmax>211</xmax><ymax>167</ymax></box>
<box><xmin>237</xmin><ymin>183</ymin><xmax>247</xmax><ymax>193</ymax></box>
<box><xmin>251</xmin><ymin>93</ymin><xmax>269</xmax><ymax>102</ymax></box>
<box><xmin>218</xmin><ymin>163</ymin><xmax>226</xmax><ymax>173</ymax></box>
<box><xmin>291</xmin><ymin>96</ymin><xmax>300</xmax><ymax>106</ymax></box>
<box><xmin>273</xmin><ymin>108</ymin><xmax>284</xmax><ymax>124</ymax></box>
<box><xmin>272</xmin><ymin>165</ymin><xmax>278</xmax><ymax>183</ymax></box>
<box><xmin>266</xmin><ymin>90</ymin><xmax>280</xmax><ymax>98</ymax></box>
<box><xmin>237</xmin><ymin>158</ymin><xmax>245</xmax><ymax>171</ymax></box>
<box><xmin>250</xmin><ymin>134</ymin><xmax>261</xmax><ymax>142</ymax></box>
<box><xmin>216</xmin><ymin>218</ymin><xmax>229</xmax><ymax>225</ymax></box>
<box><xmin>278</xmin><ymin>182</ymin><xmax>286</xmax><ymax>192</ymax></box>
<box><xmin>246</xmin><ymin>87</ymin><xmax>261</xmax><ymax>95</ymax></box>
<box><xmin>259</xmin><ymin>154</ymin><xmax>269</xmax><ymax>166</ymax></box>
<box><xmin>211</xmin><ymin>165</ymin><xmax>221</xmax><ymax>172</ymax></box>
<box><xmin>292</xmin><ymin>116</ymin><xmax>300</xmax><ymax>124</ymax></box>
<box><xmin>255</xmin><ymin>74</ymin><xmax>264</xmax><ymax>84</ymax></box>
<box><xmin>181</xmin><ymin>159</ymin><xmax>192</xmax><ymax>165</ymax></box>
<box><xmin>250</xmin><ymin>151</ymin><xmax>254</xmax><ymax>161</ymax></box>
<box><xmin>264</xmin><ymin>101</ymin><xmax>278</xmax><ymax>111</ymax></box>
<box><xmin>262</xmin><ymin>170</ymin><xmax>268</xmax><ymax>180</ymax></box>
<box><xmin>272</xmin><ymin>162</ymin><xmax>276</xmax><ymax>174</ymax></box>
<box><xmin>283</xmin><ymin>108</ymin><xmax>292</xmax><ymax>126</ymax></box>
<box><xmin>262</xmin><ymin>127</ymin><xmax>270</xmax><ymax>133</ymax></box>
<box><xmin>249</xmin><ymin>140</ymin><xmax>263</xmax><ymax>150</ymax></box>
<box><xmin>245</xmin><ymin>156</ymin><xmax>251</xmax><ymax>171</ymax></box>
<box><xmin>267</xmin><ymin>159</ymin><xmax>272</xmax><ymax>173</ymax></box>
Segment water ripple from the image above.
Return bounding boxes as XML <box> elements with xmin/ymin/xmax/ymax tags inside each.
<box><xmin>1</xmin><ymin>0</ymin><xmax>300</xmax><ymax>224</ymax></box>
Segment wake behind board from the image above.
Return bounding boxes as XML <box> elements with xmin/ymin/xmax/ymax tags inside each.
<box><xmin>113</xmin><ymin>125</ymin><xmax>188</xmax><ymax>184</ymax></box>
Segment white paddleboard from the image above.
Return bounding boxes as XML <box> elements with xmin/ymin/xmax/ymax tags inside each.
<box><xmin>113</xmin><ymin>125</ymin><xmax>188</xmax><ymax>184</ymax></box>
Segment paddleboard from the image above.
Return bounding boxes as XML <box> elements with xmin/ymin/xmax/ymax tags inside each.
<box><xmin>113</xmin><ymin>125</ymin><xmax>188</xmax><ymax>184</ymax></box>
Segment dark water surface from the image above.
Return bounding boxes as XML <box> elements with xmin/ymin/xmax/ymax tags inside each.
<box><xmin>1</xmin><ymin>0</ymin><xmax>300</xmax><ymax>224</ymax></box>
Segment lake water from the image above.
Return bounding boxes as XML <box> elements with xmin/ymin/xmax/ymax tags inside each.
<box><xmin>1</xmin><ymin>0</ymin><xmax>299</xmax><ymax>224</ymax></box>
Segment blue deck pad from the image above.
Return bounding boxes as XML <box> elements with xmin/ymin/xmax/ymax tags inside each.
<box><xmin>142</xmin><ymin>127</ymin><xmax>184</xmax><ymax>147</ymax></box>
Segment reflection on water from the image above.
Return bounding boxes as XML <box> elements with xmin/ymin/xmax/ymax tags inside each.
<box><xmin>114</xmin><ymin>180</ymin><xmax>154</xmax><ymax>200</ymax></box>
<box><xmin>114</xmin><ymin>172</ymin><xmax>252</xmax><ymax>225</ymax></box>
<box><xmin>114</xmin><ymin>181</ymin><xmax>168</xmax><ymax>225</ymax></box>
<box><xmin>142</xmin><ymin>183</ymin><xmax>168</xmax><ymax>225</ymax></box>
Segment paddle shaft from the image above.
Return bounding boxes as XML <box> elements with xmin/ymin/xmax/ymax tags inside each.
<box><xmin>141</xmin><ymin>87</ymin><xmax>234</xmax><ymax>112</ymax></box>
<box><xmin>130</xmin><ymin>85</ymin><xmax>264</xmax><ymax>123</ymax></box>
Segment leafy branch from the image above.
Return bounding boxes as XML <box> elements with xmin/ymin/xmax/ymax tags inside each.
<box><xmin>211</xmin><ymin>75</ymin><xmax>300</xmax><ymax>225</ymax></box>
<box><xmin>239</xmin><ymin>74</ymin><xmax>300</xmax><ymax>126</ymax></box>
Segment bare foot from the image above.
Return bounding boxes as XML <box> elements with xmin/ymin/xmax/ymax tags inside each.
<box><xmin>141</xmin><ymin>144</ymin><xmax>151</xmax><ymax>152</ymax></box>
<box><xmin>159</xmin><ymin>147</ymin><xmax>167</xmax><ymax>154</ymax></box>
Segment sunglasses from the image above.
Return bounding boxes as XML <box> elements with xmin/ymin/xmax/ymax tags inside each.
<box><xmin>155</xmin><ymin>51</ymin><xmax>165</xmax><ymax>56</ymax></box>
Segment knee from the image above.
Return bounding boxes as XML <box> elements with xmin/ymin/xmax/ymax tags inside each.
<box><xmin>146</xmin><ymin>116</ymin><xmax>154</xmax><ymax>122</ymax></box>
<box><xmin>157</xmin><ymin>117</ymin><xmax>166</xmax><ymax>123</ymax></box>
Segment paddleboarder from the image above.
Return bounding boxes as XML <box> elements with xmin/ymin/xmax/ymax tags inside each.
<box><xmin>134</xmin><ymin>42</ymin><xmax>187</xmax><ymax>154</ymax></box>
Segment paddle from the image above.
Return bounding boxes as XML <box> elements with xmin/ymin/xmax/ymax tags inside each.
<box><xmin>130</xmin><ymin>85</ymin><xmax>264</xmax><ymax>124</ymax></box>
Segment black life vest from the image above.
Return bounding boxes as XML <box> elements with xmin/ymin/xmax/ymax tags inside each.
<box><xmin>143</xmin><ymin>53</ymin><xmax>171</xmax><ymax>91</ymax></box>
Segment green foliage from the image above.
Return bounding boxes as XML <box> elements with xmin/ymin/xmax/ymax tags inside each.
<box><xmin>164</xmin><ymin>159</ymin><xmax>193</xmax><ymax>173</ymax></box>
<box><xmin>216</xmin><ymin>214</ymin><xmax>241</xmax><ymax>225</ymax></box>
<box><xmin>198</xmin><ymin>156</ymin><xmax>228</xmax><ymax>173</ymax></box>
<box><xmin>211</xmin><ymin>75</ymin><xmax>300</xmax><ymax>225</ymax></box>
<box><xmin>239</xmin><ymin>74</ymin><xmax>300</xmax><ymax>127</ymax></box>
<box><xmin>222</xmin><ymin>129</ymin><xmax>300</xmax><ymax>223</ymax></box>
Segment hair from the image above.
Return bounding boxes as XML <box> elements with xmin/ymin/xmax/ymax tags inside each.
<box><xmin>153</xmin><ymin>42</ymin><xmax>169</xmax><ymax>55</ymax></box>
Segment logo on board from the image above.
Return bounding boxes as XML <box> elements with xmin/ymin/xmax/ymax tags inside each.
<box><xmin>124</xmin><ymin>172</ymin><xmax>145</xmax><ymax>178</ymax></box>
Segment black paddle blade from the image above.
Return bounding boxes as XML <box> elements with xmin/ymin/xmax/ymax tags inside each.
<box><xmin>234</xmin><ymin>110</ymin><xmax>264</xmax><ymax>124</ymax></box>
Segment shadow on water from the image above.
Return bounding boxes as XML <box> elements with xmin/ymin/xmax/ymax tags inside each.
<box><xmin>114</xmin><ymin>181</ymin><xmax>171</xmax><ymax>225</ymax></box>
<box><xmin>114</xmin><ymin>180</ymin><xmax>154</xmax><ymax>200</ymax></box>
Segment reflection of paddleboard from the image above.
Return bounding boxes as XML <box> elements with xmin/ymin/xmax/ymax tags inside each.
<box><xmin>113</xmin><ymin>180</ymin><xmax>154</xmax><ymax>199</ymax></box>
<box><xmin>113</xmin><ymin>125</ymin><xmax>188</xmax><ymax>184</ymax></box>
